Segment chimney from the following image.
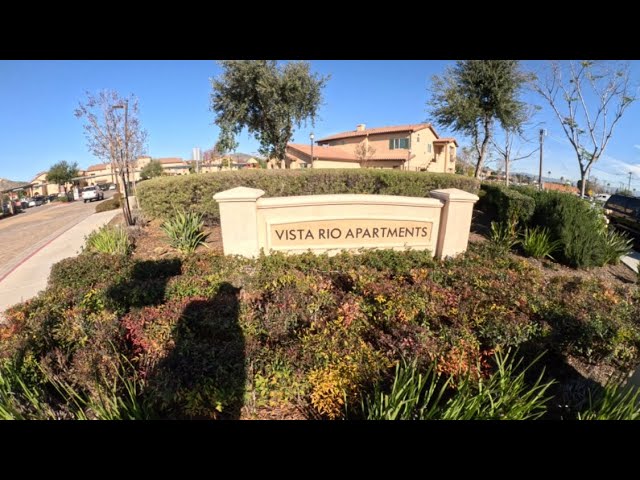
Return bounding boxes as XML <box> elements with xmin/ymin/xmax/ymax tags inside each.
<box><xmin>356</xmin><ymin>124</ymin><xmax>366</xmax><ymax>132</ymax></box>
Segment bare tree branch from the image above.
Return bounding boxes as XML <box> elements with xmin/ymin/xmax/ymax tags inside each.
<box><xmin>534</xmin><ymin>60</ymin><xmax>636</xmax><ymax>197</ymax></box>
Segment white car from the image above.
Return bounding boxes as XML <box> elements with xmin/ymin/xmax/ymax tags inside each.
<box><xmin>82</xmin><ymin>186</ymin><xmax>104</xmax><ymax>203</ymax></box>
<box><xmin>108</xmin><ymin>184</ymin><xmax>116</xmax><ymax>190</ymax></box>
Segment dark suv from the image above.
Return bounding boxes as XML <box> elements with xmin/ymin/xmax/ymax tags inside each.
<box><xmin>604</xmin><ymin>194</ymin><xmax>640</xmax><ymax>241</ymax></box>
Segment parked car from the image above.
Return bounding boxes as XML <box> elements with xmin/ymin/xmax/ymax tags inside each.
<box><xmin>108</xmin><ymin>184</ymin><xmax>116</xmax><ymax>190</ymax></box>
<box><xmin>82</xmin><ymin>185</ymin><xmax>104</xmax><ymax>203</ymax></box>
<box><xmin>594</xmin><ymin>193</ymin><xmax>611</xmax><ymax>204</ymax></box>
<box><xmin>33</xmin><ymin>195</ymin><xmax>45</xmax><ymax>206</ymax></box>
<box><xmin>98</xmin><ymin>184</ymin><xmax>110</xmax><ymax>191</ymax></box>
<box><xmin>604</xmin><ymin>194</ymin><xmax>640</xmax><ymax>241</ymax></box>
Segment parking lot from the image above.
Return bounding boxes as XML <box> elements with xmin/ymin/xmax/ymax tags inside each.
<box><xmin>0</xmin><ymin>191</ymin><xmax>116</xmax><ymax>280</ymax></box>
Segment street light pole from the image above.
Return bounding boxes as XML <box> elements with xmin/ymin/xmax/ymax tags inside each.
<box><xmin>310</xmin><ymin>132</ymin><xmax>315</xmax><ymax>168</ymax></box>
<box><xmin>538</xmin><ymin>129</ymin><xmax>545</xmax><ymax>191</ymax></box>
<box><xmin>112</xmin><ymin>100</ymin><xmax>133</xmax><ymax>225</ymax></box>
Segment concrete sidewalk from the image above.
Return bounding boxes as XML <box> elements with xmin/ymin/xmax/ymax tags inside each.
<box><xmin>0</xmin><ymin>209</ymin><xmax>120</xmax><ymax>320</ymax></box>
<box><xmin>621</xmin><ymin>250</ymin><xmax>639</xmax><ymax>274</ymax></box>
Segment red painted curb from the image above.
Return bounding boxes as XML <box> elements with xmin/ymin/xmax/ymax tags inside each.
<box><xmin>0</xmin><ymin>218</ymin><xmax>81</xmax><ymax>284</ymax></box>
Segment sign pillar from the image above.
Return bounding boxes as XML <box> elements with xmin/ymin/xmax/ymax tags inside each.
<box><xmin>213</xmin><ymin>186</ymin><xmax>265</xmax><ymax>257</ymax></box>
<box><xmin>430</xmin><ymin>188</ymin><xmax>479</xmax><ymax>259</ymax></box>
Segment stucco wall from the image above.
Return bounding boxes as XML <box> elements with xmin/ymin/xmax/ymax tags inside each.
<box><xmin>313</xmin><ymin>159</ymin><xmax>361</xmax><ymax>169</ymax></box>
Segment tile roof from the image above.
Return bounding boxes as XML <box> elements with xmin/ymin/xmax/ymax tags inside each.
<box><xmin>30</xmin><ymin>171</ymin><xmax>47</xmax><ymax>182</ymax></box>
<box><xmin>433</xmin><ymin>137</ymin><xmax>459</xmax><ymax>146</ymax></box>
<box><xmin>288</xmin><ymin>144</ymin><xmax>355</xmax><ymax>161</ymax></box>
<box><xmin>155</xmin><ymin>157</ymin><xmax>186</xmax><ymax>165</ymax></box>
<box><xmin>87</xmin><ymin>163</ymin><xmax>108</xmax><ymax>172</ymax></box>
<box><xmin>316</xmin><ymin>124</ymin><xmax>435</xmax><ymax>143</ymax></box>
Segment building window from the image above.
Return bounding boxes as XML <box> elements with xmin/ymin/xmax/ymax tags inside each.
<box><xmin>389</xmin><ymin>138</ymin><xmax>410</xmax><ymax>150</ymax></box>
<box><xmin>416</xmin><ymin>135</ymin><xmax>420</xmax><ymax>143</ymax></box>
<box><xmin>427</xmin><ymin>144</ymin><xmax>432</xmax><ymax>153</ymax></box>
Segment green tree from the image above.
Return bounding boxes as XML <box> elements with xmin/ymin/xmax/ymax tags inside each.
<box><xmin>210</xmin><ymin>60</ymin><xmax>329</xmax><ymax>168</ymax></box>
<box><xmin>534</xmin><ymin>61</ymin><xmax>636</xmax><ymax>198</ymax></box>
<box><xmin>47</xmin><ymin>161</ymin><xmax>79</xmax><ymax>193</ymax></box>
<box><xmin>428</xmin><ymin>60</ymin><xmax>530</xmax><ymax>178</ymax></box>
<box><xmin>140</xmin><ymin>160</ymin><xmax>164</xmax><ymax>180</ymax></box>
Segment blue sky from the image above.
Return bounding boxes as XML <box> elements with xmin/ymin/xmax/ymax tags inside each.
<box><xmin>1</xmin><ymin>60</ymin><xmax>640</xmax><ymax>191</ymax></box>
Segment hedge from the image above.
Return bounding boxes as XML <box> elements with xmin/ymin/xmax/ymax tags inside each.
<box><xmin>479</xmin><ymin>183</ymin><xmax>535</xmax><ymax>224</ymax></box>
<box><xmin>137</xmin><ymin>169</ymin><xmax>480</xmax><ymax>223</ymax></box>
<box><xmin>95</xmin><ymin>194</ymin><xmax>122</xmax><ymax>213</ymax></box>
<box><xmin>526</xmin><ymin>190</ymin><xmax>609</xmax><ymax>268</ymax></box>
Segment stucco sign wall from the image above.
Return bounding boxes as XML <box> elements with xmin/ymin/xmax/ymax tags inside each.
<box><xmin>213</xmin><ymin>187</ymin><xmax>478</xmax><ymax>259</ymax></box>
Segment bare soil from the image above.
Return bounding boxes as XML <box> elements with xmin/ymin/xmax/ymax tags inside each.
<box><xmin>109</xmin><ymin>213</ymin><xmax>223</xmax><ymax>260</ymax></box>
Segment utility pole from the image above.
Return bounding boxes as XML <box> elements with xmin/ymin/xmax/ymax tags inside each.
<box><xmin>538</xmin><ymin>129</ymin><xmax>545</xmax><ymax>191</ymax></box>
<box><xmin>628</xmin><ymin>171</ymin><xmax>633</xmax><ymax>192</ymax></box>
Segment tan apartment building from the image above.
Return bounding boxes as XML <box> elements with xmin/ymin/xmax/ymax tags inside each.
<box><xmin>85</xmin><ymin>163</ymin><xmax>117</xmax><ymax>186</ymax></box>
<box><xmin>26</xmin><ymin>171</ymin><xmax>78</xmax><ymax>196</ymax></box>
<box><xmin>283</xmin><ymin>123</ymin><xmax>457</xmax><ymax>172</ymax></box>
<box><xmin>82</xmin><ymin>157</ymin><xmax>190</xmax><ymax>186</ymax></box>
<box><xmin>137</xmin><ymin>157</ymin><xmax>191</xmax><ymax>176</ymax></box>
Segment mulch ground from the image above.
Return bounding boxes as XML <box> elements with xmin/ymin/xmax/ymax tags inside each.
<box><xmin>109</xmin><ymin>213</ymin><xmax>223</xmax><ymax>260</ymax></box>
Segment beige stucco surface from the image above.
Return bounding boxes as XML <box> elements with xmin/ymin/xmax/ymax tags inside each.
<box><xmin>214</xmin><ymin>187</ymin><xmax>478</xmax><ymax>259</ymax></box>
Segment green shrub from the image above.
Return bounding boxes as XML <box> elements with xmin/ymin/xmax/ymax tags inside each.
<box><xmin>480</xmin><ymin>184</ymin><xmax>535</xmax><ymax>224</ymax></box>
<box><xmin>3</xmin><ymin>238</ymin><xmax>638</xmax><ymax>420</ymax></box>
<box><xmin>602</xmin><ymin>229</ymin><xmax>633</xmax><ymax>265</ymax></box>
<box><xmin>362</xmin><ymin>350</ymin><xmax>555</xmax><ymax>420</ymax></box>
<box><xmin>489</xmin><ymin>219</ymin><xmax>520</xmax><ymax>256</ymax></box>
<box><xmin>0</xmin><ymin>353</ymin><xmax>152</xmax><ymax>420</ymax></box>
<box><xmin>528</xmin><ymin>191</ymin><xmax>608</xmax><ymax>268</ymax></box>
<box><xmin>85</xmin><ymin>225</ymin><xmax>132</xmax><ymax>256</ymax></box>
<box><xmin>522</xmin><ymin>226</ymin><xmax>561</xmax><ymax>260</ymax></box>
<box><xmin>48</xmin><ymin>254</ymin><xmax>133</xmax><ymax>291</ymax></box>
<box><xmin>162</xmin><ymin>211</ymin><xmax>209</xmax><ymax>254</ymax></box>
<box><xmin>138</xmin><ymin>169</ymin><xmax>480</xmax><ymax>223</ymax></box>
<box><xmin>362</xmin><ymin>358</ymin><xmax>448</xmax><ymax>420</ymax></box>
<box><xmin>58</xmin><ymin>195</ymin><xmax>70</xmax><ymax>203</ymax></box>
<box><xmin>96</xmin><ymin>194</ymin><xmax>121</xmax><ymax>213</ymax></box>
<box><xmin>578</xmin><ymin>380</ymin><xmax>640</xmax><ymax>420</ymax></box>
<box><xmin>538</xmin><ymin>276</ymin><xmax>640</xmax><ymax>365</ymax></box>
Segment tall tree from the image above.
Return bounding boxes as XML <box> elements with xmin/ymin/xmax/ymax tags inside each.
<box><xmin>210</xmin><ymin>60</ymin><xmax>329</xmax><ymax>168</ymax></box>
<box><xmin>75</xmin><ymin>90</ymin><xmax>148</xmax><ymax>225</ymax></box>
<box><xmin>534</xmin><ymin>61</ymin><xmax>636</xmax><ymax>198</ymax></box>
<box><xmin>428</xmin><ymin>60</ymin><xmax>530</xmax><ymax>178</ymax></box>
<box><xmin>140</xmin><ymin>160</ymin><xmax>163</xmax><ymax>180</ymax></box>
<box><xmin>47</xmin><ymin>160</ymin><xmax>78</xmax><ymax>193</ymax></box>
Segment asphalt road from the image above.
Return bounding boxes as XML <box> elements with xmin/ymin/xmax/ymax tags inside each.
<box><xmin>0</xmin><ymin>192</ymin><xmax>116</xmax><ymax>281</ymax></box>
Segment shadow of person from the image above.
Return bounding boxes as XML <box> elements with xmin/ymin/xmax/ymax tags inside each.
<box><xmin>144</xmin><ymin>282</ymin><xmax>245</xmax><ymax>419</ymax></box>
<box><xmin>105</xmin><ymin>258</ymin><xmax>182</xmax><ymax>312</ymax></box>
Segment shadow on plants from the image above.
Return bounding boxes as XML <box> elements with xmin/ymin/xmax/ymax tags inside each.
<box><xmin>144</xmin><ymin>283</ymin><xmax>245</xmax><ymax>419</ymax></box>
<box><xmin>106</xmin><ymin>258</ymin><xmax>182</xmax><ymax>311</ymax></box>
<box><xmin>515</xmin><ymin>337</ymin><xmax>604</xmax><ymax>420</ymax></box>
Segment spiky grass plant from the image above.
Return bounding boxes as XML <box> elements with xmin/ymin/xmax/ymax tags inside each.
<box><xmin>521</xmin><ymin>226</ymin><xmax>561</xmax><ymax>260</ymax></box>
<box><xmin>85</xmin><ymin>225</ymin><xmax>132</xmax><ymax>256</ymax></box>
<box><xmin>161</xmin><ymin>210</ymin><xmax>209</xmax><ymax>254</ymax></box>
